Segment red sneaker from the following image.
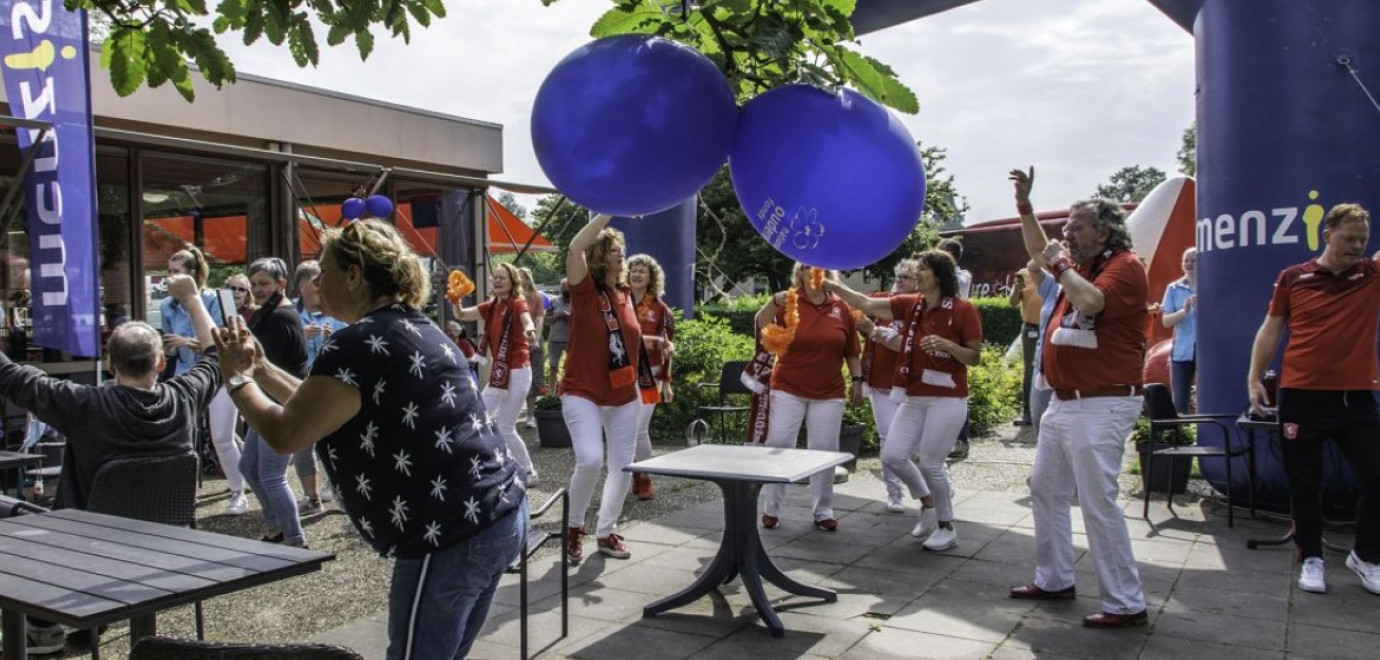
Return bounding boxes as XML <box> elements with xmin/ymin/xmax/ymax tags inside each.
<box><xmin>761</xmin><ymin>514</ymin><xmax>779</xmax><ymax>529</ymax></box>
<box><xmin>566</xmin><ymin>527</ymin><xmax>585</xmax><ymax>565</ymax></box>
<box><xmin>815</xmin><ymin>518</ymin><xmax>839</xmax><ymax>532</ymax></box>
<box><xmin>635</xmin><ymin>474</ymin><xmax>655</xmax><ymax>501</ymax></box>
<box><xmin>597</xmin><ymin>533</ymin><xmax>631</xmax><ymax>559</ymax></box>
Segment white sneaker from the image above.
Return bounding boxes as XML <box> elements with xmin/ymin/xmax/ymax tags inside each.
<box><xmin>911</xmin><ymin>507</ymin><xmax>938</xmax><ymax>539</ymax></box>
<box><xmin>1346</xmin><ymin>551</ymin><xmax>1380</xmax><ymax>595</ymax></box>
<box><xmin>526</xmin><ymin>470</ymin><xmax>540</xmax><ymax>486</ymax></box>
<box><xmin>226</xmin><ymin>491</ymin><xmax>248</xmax><ymax>516</ymax></box>
<box><xmin>885</xmin><ymin>498</ymin><xmax>905</xmax><ymax>514</ymax></box>
<box><xmin>525</xmin><ymin>417</ymin><xmax>538</xmax><ymax>429</ymax></box>
<box><xmin>923</xmin><ymin>526</ymin><xmax>959</xmax><ymax>552</ymax></box>
<box><xmin>320</xmin><ymin>483</ymin><xmax>335</xmax><ymax>502</ymax></box>
<box><xmin>1299</xmin><ymin>556</ymin><xmax>1327</xmax><ymax>593</ymax></box>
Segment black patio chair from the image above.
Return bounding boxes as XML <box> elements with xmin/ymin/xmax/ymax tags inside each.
<box><xmin>1141</xmin><ymin>383</ymin><xmax>1256</xmax><ymax>527</ymax></box>
<box><xmin>0</xmin><ymin>493</ymin><xmax>47</xmax><ymax>517</ymax></box>
<box><xmin>86</xmin><ymin>452</ymin><xmax>204</xmax><ymax>654</ymax></box>
<box><xmin>693</xmin><ymin>360</ymin><xmax>753</xmax><ymax>444</ymax></box>
<box><xmin>130</xmin><ymin>635</ymin><xmax>363</xmax><ymax>659</ymax></box>
<box><xmin>505</xmin><ymin>488</ymin><xmax>569</xmax><ymax>660</ymax></box>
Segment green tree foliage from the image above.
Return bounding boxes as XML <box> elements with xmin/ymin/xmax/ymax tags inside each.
<box><xmin>544</xmin><ymin>0</ymin><xmax>917</xmax><ymax>114</ymax></box>
<box><xmin>1094</xmin><ymin>165</ymin><xmax>1167</xmax><ymax>204</ymax></box>
<box><xmin>1177</xmin><ymin>124</ymin><xmax>1196</xmax><ymax>177</ymax></box>
<box><xmin>71</xmin><ymin>0</ymin><xmax>447</xmax><ymax>101</ymax></box>
<box><xmin>496</xmin><ymin>191</ymin><xmax>529</xmax><ymax>221</ymax></box>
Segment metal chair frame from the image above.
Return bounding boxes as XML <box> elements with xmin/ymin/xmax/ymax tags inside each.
<box><xmin>693</xmin><ymin>360</ymin><xmax>753</xmax><ymax>444</ymax></box>
<box><xmin>1141</xmin><ymin>383</ymin><xmax>1256</xmax><ymax>527</ymax></box>
<box><xmin>506</xmin><ymin>488</ymin><xmax>569</xmax><ymax>660</ymax></box>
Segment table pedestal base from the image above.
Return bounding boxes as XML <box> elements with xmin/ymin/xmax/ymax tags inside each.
<box><xmin>643</xmin><ymin>480</ymin><xmax>836</xmax><ymax>638</ymax></box>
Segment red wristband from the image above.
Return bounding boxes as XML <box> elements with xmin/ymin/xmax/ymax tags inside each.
<box><xmin>1017</xmin><ymin>201</ymin><xmax>1034</xmax><ymax>216</ymax></box>
<box><xmin>1050</xmin><ymin>257</ymin><xmax>1075</xmax><ymax>280</ymax></box>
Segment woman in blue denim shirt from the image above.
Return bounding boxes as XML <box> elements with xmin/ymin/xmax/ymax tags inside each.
<box><xmin>161</xmin><ymin>247</ymin><xmax>248</xmax><ymax>515</ymax></box>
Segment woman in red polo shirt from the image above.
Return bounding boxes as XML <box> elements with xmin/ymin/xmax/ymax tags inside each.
<box><xmin>627</xmin><ymin>253</ymin><xmax>675</xmax><ymax>501</ymax></box>
<box><xmin>452</xmin><ymin>262</ymin><xmax>539</xmax><ymax>482</ymax></box>
<box><xmin>828</xmin><ymin>250</ymin><xmax>982</xmax><ymax>552</ymax></box>
<box><xmin>860</xmin><ymin>258</ymin><xmax>923</xmax><ymax>513</ymax></box>
<box><xmin>756</xmin><ymin>263</ymin><xmax>862</xmax><ymax>532</ymax></box>
<box><xmin>560</xmin><ymin>213</ymin><xmax>643</xmax><ymax>564</ymax></box>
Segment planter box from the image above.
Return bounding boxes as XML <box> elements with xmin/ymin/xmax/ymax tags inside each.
<box><xmin>534</xmin><ymin>409</ymin><xmax>571</xmax><ymax>448</ymax></box>
<box><xmin>838</xmin><ymin>423</ymin><xmax>865</xmax><ymax>472</ymax></box>
<box><xmin>1138</xmin><ymin>442</ymin><xmax>1192</xmax><ymax>495</ymax></box>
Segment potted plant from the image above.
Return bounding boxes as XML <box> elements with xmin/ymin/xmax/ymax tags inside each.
<box><xmin>1131</xmin><ymin>417</ymin><xmax>1194</xmax><ymax>495</ymax></box>
<box><xmin>837</xmin><ymin>404</ymin><xmax>874</xmax><ymax>472</ymax></box>
<box><xmin>532</xmin><ymin>395</ymin><xmax>571</xmax><ymax>448</ymax></box>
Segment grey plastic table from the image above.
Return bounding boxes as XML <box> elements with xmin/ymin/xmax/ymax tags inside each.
<box><xmin>626</xmin><ymin>444</ymin><xmax>852</xmax><ymax>637</ymax></box>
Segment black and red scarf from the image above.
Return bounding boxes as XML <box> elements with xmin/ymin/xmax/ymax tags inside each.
<box><xmin>598</xmin><ymin>287</ymin><xmax>639</xmax><ymax>391</ymax></box>
<box><xmin>635</xmin><ymin>296</ymin><xmax>670</xmax><ymax>405</ymax></box>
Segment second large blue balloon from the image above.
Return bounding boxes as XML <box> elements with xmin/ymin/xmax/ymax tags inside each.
<box><xmin>531</xmin><ymin>35</ymin><xmax>738</xmax><ymax>217</ymax></box>
<box><xmin>730</xmin><ymin>86</ymin><xmax>926</xmax><ymax>270</ymax></box>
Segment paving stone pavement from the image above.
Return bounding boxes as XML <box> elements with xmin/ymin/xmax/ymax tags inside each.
<box><xmin>312</xmin><ymin>428</ymin><xmax>1380</xmax><ymax>659</ymax></box>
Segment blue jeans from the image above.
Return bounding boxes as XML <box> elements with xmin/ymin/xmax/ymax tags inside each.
<box><xmin>387</xmin><ymin>498</ymin><xmax>528</xmax><ymax>659</ymax></box>
<box><xmin>1170</xmin><ymin>360</ymin><xmax>1196</xmax><ymax>414</ymax></box>
<box><xmin>239</xmin><ymin>429</ymin><xmax>304</xmax><ymax>545</ymax></box>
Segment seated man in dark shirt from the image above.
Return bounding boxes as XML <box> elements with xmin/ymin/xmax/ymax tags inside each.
<box><xmin>0</xmin><ymin>274</ymin><xmax>221</xmax><ymax>511</ymax></box>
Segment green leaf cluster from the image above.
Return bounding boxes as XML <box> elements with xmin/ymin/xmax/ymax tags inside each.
<box><xmin>965</xmin><ymin>343</ymin><xmax>1023</xmax><ymax>437</ymax></box>
<box><xmin>71</xmin><ymin>0</ymin><xmax>446</xmax><ymax>101</ymax></box>
<box><xmin>576</xmin><ymin>0</ymin><xmax>918</xmax><ymax>114</ymax></box>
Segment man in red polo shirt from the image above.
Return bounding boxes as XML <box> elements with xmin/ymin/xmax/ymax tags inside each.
<box><xmin>1006</xmin><ymin>167</ymin><xmax>1149</xmax><ymax>628</ymax></box>
<box><xmin>1247</xmin><ymin>202</ymin><xmax>1380</xmax><ymax>596</ymax></box>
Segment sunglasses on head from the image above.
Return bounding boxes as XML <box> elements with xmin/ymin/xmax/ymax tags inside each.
<box><xmin>228</xmin><ymin>286</ymin><xmax>249</xmax><ymax>293</ymax></box>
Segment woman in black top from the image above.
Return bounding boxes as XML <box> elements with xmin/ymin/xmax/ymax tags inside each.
<box><xmin>218</xmin><ymin>221</ymin><xmax>525</xmax><ymax>659</ymax></box>
<box><xmin>238</xmin><ymin>257</ymin><xmax>309</xmax><ymax>546</ymax></box>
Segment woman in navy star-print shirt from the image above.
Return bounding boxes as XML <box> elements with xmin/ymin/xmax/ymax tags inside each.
<box><xmin>217</xmin><ymin>219</ymin><xmax>526</xmax><ymax>660</ymax></box>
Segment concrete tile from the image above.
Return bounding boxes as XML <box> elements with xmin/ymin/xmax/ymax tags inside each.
<box><xmin>620</xmin><ymin>520</ymin><xmax>717</xmax><ymax>547</ymax></box>
<box><xmin>987</xmin><ymin>643</ymin><xmax>1083</xmax><ymax>660</ymax></box>
<box><xmin>697</xmin><ymin>610</ymin><xmax>871</xmax><ymax>659</ymax></box>
<box><xmin>596</xmin><ymin>562</ymin><xmax>704</xmax><ymax>597</ymax></box>
<box><xmin>1163</xmin><ymin>583</ymin><xmax>1289</xmax><ymax>622</ymax></box>
<box><xmin>1287</xmin><ymin>622</ymin><xmax>1380</xmax><ymax>660</ymax></box>
<box><xmin>819</xmin><ymin>565</ymin><xmax>945</xmax><ymax>616</ymax></box>
<box><xmin>1182</xmin><ymin>538</ymin><xmax>1294</xmax><ymax>574</ymax></box>
<box><xmin>885</xmin><ymin>577</ymin><xmax>1034</xmax><ymax>643</ymax></box>
<box><xmin>1289</xmin><ymin>578</ymin><xmax>1380</xmax><ymax>633</ymax></box>
<box><xmin>566</xmin><ymin>583</ymin><xmax>660</xmax><ymax>623</ymax></box>
<box><xmin>1140</xmin><ymin>634</ymin><xmax>1286</xmax><ymax>660</ymax></box>
<box><xmin>1002</xmin><ymin>612</ymin><xmax>1148</xmax><ymax>660</ymax></box>
<box><xmin>474</xmin><ymin>610</ymin><xmax>614</xmax><ymax>657</ymax></box>
<box><xmin>560</xmin><ymin>619</ymin><xmax>720</xmax><ymax>660</ymax></box>
<box><xmin>840</xmin><ymin>626</ymin><xmax>998</xmax><ymax>659</ymax></box>
<box><xmin>853</xmin><ymin>536</ymin><xmax>971</xmax><ymax>579</ymax></box>
<box><xmin>1151</xmin><ymin>611</ymin><xmax>1286</xmax><ymax>651</ymax></box>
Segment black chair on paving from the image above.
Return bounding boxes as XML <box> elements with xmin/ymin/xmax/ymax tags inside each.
<box><xmin>693</xmin><ymin>360</ymin><xmax>753</xmax><ymax>444</ymax></box>
<box><xmin>1141</xmin><ymin>383</ymin><xmax>1256</xmax><ymax>527</ymax></box>
<box><xmin>129</xmin><ymin>635</ymin><xmax>363</xmax><ymax>659</ymax></box>
<box><xmin>506</xmin><ymin>488</ymin><xmax>569</xmax><ymax>660</ymax></box>
<box><xmin>85</xmin><ymin>452</ymin><xmax>205</xmax><ymax>655</ymax></box>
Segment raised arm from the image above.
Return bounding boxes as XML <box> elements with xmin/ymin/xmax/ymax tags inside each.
<box><xmin>452</xmin><ymin>302</ymin><xmax>482</xmax><ymax>322</ymax></box>
<box><xmin>166</xmin><ymin>275</ymin><xmax>216</xmax><ymax>351</ymax></box>
<box><xmin>823</xmin><ymin>280</ymin><xmax>893</xmax><ymax>320</ymax></box>
<box><xmin>1247</xmin><ymin>314</ymin><xmax>1285</xmax><ymax>414</ymax></box>
<box><xmin>567</xmin><ymin>213</ymin><xmax>614</xmax><ymax>286</ymax></box>
<box><xmin>1010</xmin><ymin>167</ymin><xmax>1050</xmax><ymax>265</ymax></box>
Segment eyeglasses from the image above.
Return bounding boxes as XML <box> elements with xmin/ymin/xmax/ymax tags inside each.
<box><xmin>228</xmin><ymin>286</ymin><xmax>249</xmax><ymax>293</ymax></box>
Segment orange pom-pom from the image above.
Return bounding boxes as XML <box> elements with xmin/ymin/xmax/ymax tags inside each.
<box><xmin>809</xmin><ymin>268</ymin><xmax>826</xmax><ymax>290</ymax></box>
<box><xmin>446</xmin><ymin>269</ymin><xmax>475</xmax><ymax>304</ymax></box>
<box><xmin>762</xmin><ymin>288</ymin><xmax>800</xmax><ymax>358</ymax></box>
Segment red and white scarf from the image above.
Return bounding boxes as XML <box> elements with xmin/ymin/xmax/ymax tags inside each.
<box><xmin>477</xmin><ymin>299</ymin><xmax>516</xmax><ymax>389</ymax></box>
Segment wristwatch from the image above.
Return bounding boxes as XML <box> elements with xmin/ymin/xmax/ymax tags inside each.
<box><xmin>227</xmin><ymin>373</ymin><xmax>255</xmax><ymax>394</ymax></box>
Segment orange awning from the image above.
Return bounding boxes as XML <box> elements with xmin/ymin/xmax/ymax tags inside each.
<box><xmin>487</xmin><ymin>196</ymin><xmax>554</xmax><ymax>254</ymax></box>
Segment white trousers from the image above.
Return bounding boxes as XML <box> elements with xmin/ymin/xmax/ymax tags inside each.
<box><xmin>481</xmin><ymin>366</ymin><xmax>534</xmax><ymax>474</ymax></box>
<box><xmin>1030</xmin><ymin>395</ymin><xmax>1146</xmax><ymax>614</ymax></box>
<box><xmin>634</xmin><ymin>400</ymin><xmax>657</xmax><ymax>462</ymax></box>
<box><xmin>562</xmin><ymin>394</ymin><xmax>639</xmax><ymax>537</ymax></box>
<box><xmin>868</xmin><ymin>388</ymin><xmax>907</xmax><ymax>503</ymax></box>
<box><xmin>208</xmin><ymin>386</ymin><xmax>244</xmax><ymax>493</ymax></box>
<box><xmin>761</xmin><ymin>390</ymin><xmax>844</xmax><ymax>522</ymax></box>
<box><xmin>883</xmin><ymin>396</ymin><xmax>967</xmax><ymax>519</ymax></box>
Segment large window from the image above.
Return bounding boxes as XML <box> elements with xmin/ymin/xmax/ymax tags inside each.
<box><xmin>139</xmin><ymin>152</ymin><xmax>269</xmax><ymax>328</ymax></box>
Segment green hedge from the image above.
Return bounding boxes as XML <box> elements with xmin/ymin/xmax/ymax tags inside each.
<box><xmin>695</xmin><ymin>293</ymin><xmax>769</xmax><ymax>336</ymax></box>
<box><xmin>651</xmin><ymin>313</ymin><xmax>757</xmax><ymax>442</ymax></box>
<box><xmin>972</xmin><ymin>296</ymin><xmax>1023</xmax><ymax>349</ymax></box>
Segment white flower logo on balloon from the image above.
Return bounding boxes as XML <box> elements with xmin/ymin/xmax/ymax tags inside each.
<box><xmin>790</xmin><ymin>208</ymin><xmax>826</xmax><ymax>250</ymax></box>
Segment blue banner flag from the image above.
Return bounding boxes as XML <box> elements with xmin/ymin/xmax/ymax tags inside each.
<box><xmin>0</xmin><ymin>1</ymin><xmax>99</xmax><ymax>357</ymax></box>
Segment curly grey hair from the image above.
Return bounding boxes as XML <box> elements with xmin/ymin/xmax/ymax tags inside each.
<box><xmin>1069</xmin><ymin>199</ymin><xmax>1133</xmax><ymax>251</ymax></box>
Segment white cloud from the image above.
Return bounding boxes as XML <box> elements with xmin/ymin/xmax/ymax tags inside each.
<box><xmin>217</xmin><ymin>0</ymin><xmax>1194</xmax><ymax>225</ymax></box>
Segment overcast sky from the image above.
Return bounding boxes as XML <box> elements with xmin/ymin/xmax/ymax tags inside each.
<box><xmin>219</xmin><ymin>0</ymin><xmax>1196</xmax><ymax>225</ymax></box>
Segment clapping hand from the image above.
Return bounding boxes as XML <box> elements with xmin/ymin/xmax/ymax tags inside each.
<box><xmin>1042</xmin><ymin>239</ymin><xmax>1068</xmax><ymax>266</ymax></box>
<box><xmin>165</xmin><ymin>274</ymin><xmax>198</xmax><ymax>301</ymax></box>
<box><xmin>214</xmin><ymin>316</ymin><xmax>263</xmax><ymax>377</ymax></box>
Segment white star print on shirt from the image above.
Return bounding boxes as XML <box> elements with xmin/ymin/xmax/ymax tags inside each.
<box><xmin>440</xmin><ymin>382</ymin><xmax>458</xmax><ymax>408</ymax></box>
<box><xmin>434</xmin><ymin>427</ymin><xmax>454</xmax><ymax>454</ymax></box>
<box><xmin>429</xmin><ymin>475</ymin><xmax>448</xmax><ymax>501</ymax></box>
<box><xmin>463</xmin><ymin>496</ymin><xmax>481</xmax><ymax>524</ymax></box>
<box><xmin>389</xmin><ymin>495</ymin><xmax>410</xmax><ymax>530</ymax></box>
<box><xmin>401</xmin><ymin>319</ymin><xmax>422</xmax><ymax>337</ymax></box>
<box><xmin>365</xmin><ymin>334</ymin><xmax>390</xmax><ymax>355</ymax></box>
<box><xmin>393</xmin><ymin>449</ymin><xmax>413</xmax><ymax>476</ymax></box>
<box><xmin>372</xmin><ymin>379</ymin><xmax>386</xmax><ymax>405</ymax></box>
<box><xmin>401</xmin><ymin>401</ymin><xmax>420</xmax><ymax>429</ymax></box>
<box><xmin>325</xmin><ymin>445</ymin><xmax>338</xmax><ymax>468</ymax></box>
<box><xmin>335</xmin><ymin>367</ymin><xmax>358</xmax><ymax>387</ymax></box>
<box><xmin>441</xmin><ymin>343</ymin><xmax>457</xmax><ymax>364</ymax></box>
<box><xmin>359</xmin><ymin>421</ymin><xmax>378</xmax><ymax>457</ymax></box>
<box><xmin>358</xmin><ymin>517</ymin><xmax>374</xmax><ymax>538</ymax></box>
<box><xmin>355</xmin><ymin>473</ymin><xmax>373</xmax><ymax>501</ymax></box>
<box><xmin>318</xmin><ymin>337</ymin><xmax>338</xmax><ymax>355</ymax></box>
<box><xmin>469</xmin><ymin>455</ymin><xmax>483</xmax><ymax>479</ymax></box>
<box><xmin>469</xmin><ymin>413</ymin><xmax>484</xmax><ymax>434</ymax></box>
<box><xmin>423</xmin><ymin>521</ymin><xmax>442</xmax><ymax>547</ymax></box>
<box><xmin>409</xmin><ymin>350</ymin><xmax>427</xmax><ymax>378</ymax></box>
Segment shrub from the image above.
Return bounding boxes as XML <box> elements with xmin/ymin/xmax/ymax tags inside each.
<box><xmin>967</xmin><ymin>343</ymin><xmax>1024</xmax><ymax>436</ymax></box>
<box><xmin>972</xmin><ymin>296</ymin><xmax>1023</xmax><ymax>349</ymax></box>
<box><xmin>695</xmin><ymin>293</ymin><xmax>769</xmax><ymax>336</ymax></box>
<box><xmin>652</xmin><ymin>313</ymin><xmax>758</xmax><ymax>441</ymax></box>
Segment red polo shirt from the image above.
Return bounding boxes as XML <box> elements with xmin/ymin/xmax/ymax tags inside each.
<box><xmin>477</xmin><ymin>297</ymin><xmax>531</xmax><ymax>369</ymax></box>
<box><xmin>636</xmin><ymin>296</ymin><xmax>675</xmax><ymax>382</ymax></box>
<box><xmin>1042</xmin><ymin>249</ymin><xmax>1148</xmax><ymax>390</ymax></box>
<box><xmin>864</xmin><ymin>292</ymin><xmax>903</xmax><ymax>390</ymax></box>
<box><xmin>889</xmin><ymin>294</ymin><xmax>982</xmax><ymax>397</ymax></box>
<box><xmin>558</xmin><ymin>275</ymin><xmax>642</xmax><ymax>405</ymax></box>
<box><xmin>770</xmin><ymin>294</ymin><xmax>860</xmax><ymax>400</ymax></box>
<box><xmin>1268</xmin><ymin>257</ymin><xmax>1380</xmax><ymax>390</ymax></box>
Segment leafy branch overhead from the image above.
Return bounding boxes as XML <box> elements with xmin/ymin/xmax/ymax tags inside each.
<box><xmin>549</xmin><ymin>0</ymin><xmax>917</xmax><ymax>114</ymax></box>
<box><xmin>70</xmin><ymin>0</ymin><xmax>446</xmax><ymax>102</ymax></box>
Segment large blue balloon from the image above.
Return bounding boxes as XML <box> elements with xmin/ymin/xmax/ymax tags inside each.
<box><xmin>730</xmin><ymin>86</ymin><xmax>926</xmax><ymax>270</ymax></box>
<box><xmin>531</xmin><ymin>35</ymin><xmax>738</xmax><ymax>217</ymax></box>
